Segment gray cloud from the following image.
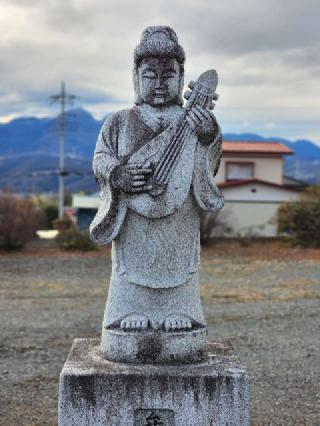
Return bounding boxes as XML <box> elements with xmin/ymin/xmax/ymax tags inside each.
<box><xmin>175</xmin><ymin>0</ymin><xmax>320</xmax><ymax>55</ymax></box>
<box><xmin>284</xmin><ymin>46</ymin><xmax>320</xmax><ymax>67</ymax></box>
<box><xmin>0</xmin><ymin>0</ymin><xmax>319</xmax><ymax>143</ymax></box>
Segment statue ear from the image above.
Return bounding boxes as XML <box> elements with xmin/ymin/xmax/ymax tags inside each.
<box><xmin>133</xmin><ymin>68</ymin><xmax>143</xmax><ymax>105</ymax></box>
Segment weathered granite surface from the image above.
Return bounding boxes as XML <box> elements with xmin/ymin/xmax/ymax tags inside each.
<box><xmin>89</xmin><ymin>26</ymin><xmax>224</xmax><ymax>361</ymax></box>
<box><xmin>59</xmin><ymin>339</ymin><xmax>250</xmax><ymax>426</ymax></box>
<box><xmin>101</xmin><ymin>327</ymin><xmax>207</xmax><ymax>364</ymax></box>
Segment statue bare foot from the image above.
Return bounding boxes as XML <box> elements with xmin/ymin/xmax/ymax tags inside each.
<box><xmin>120</xmin><ymin>314</ymin><xmax>149</xmax><ymax>331</ymax></box>
<box><xmin>164</xmin><ymin>314</ymin><xmax>192</xmax><ymax>331</ymax></box>
<box><xmin>150</xmin><ymin>319</ymin><xmax>164</xmax><ymax>331</ymax></box>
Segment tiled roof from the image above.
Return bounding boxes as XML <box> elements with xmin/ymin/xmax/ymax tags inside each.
<box><xmin>222</xmin><ymin>141</ymin><xmax>293</xmax><ymax>155</ymax></box>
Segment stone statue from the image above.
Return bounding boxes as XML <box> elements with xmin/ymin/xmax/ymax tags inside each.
<box><xmin>59</xmin><ymin>27</ymin><xmax>249</xmax><ymax>426</ymax></box>
<box><xmin>90</xmin><ymin>26</ymin><xmax>224</xmax><ymax>362</ymax></box>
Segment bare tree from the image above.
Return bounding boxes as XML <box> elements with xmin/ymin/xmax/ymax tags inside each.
<box><xmin>0</xmin><ymin>191</ymin><xmax>44</xmax><ymax>249</ymax></box>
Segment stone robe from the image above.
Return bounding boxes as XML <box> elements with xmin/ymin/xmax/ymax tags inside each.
<box><xmin>90</xmin><ymin>105</ymin><xmax>223</xmax><ymax>326</ymax></box>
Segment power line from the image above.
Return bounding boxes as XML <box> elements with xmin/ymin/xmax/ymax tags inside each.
<box><xmin>50</xmin><ymin>82</ymin><xmax>76</xmax><ymax>218</ymax></box>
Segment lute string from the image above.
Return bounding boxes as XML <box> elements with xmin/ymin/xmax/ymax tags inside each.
<box><xmin>157</xmin><ymin>126</ymin><xmax>192</xmax><ymax>183</ymax></box>
<box><xmin>155</xmin><ymin>124</ymin><xmax>190</xmax><ymax>182</ymax></box>
<box><xmin>162</xmin><ymin>127</ymin><xmax>193</xmax><ymax>185</ymax></box>
<box><xmin>155</xmin><ymin>89</ymin><xmax>203</xmax><ymax>177</ymax></box>
<box><xmin>155</xmin><ymin>90</ymin><xmax>205</xmax><ymax>183</ymax></box>
<box><xmin>154</xmin><ymin>124</ymin><xmax>187</xmax><ymax>177</ymax></box>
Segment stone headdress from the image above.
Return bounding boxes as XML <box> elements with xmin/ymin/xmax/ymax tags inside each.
<box><xmin>133</xmin><ymin>26</ymin><xmax>185</xmax><ymax>105</ymax></box>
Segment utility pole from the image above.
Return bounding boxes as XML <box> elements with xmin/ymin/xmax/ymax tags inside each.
<box><xmin>50</xmin><ymin>82</ymin><xmax>76</xmax><ymax>218</ymax></box>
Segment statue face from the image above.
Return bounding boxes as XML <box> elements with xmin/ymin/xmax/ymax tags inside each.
<box><xmin>138</xmin><ymin>57</ymin><xmax>181</xmax><ymax>107</ymax></box>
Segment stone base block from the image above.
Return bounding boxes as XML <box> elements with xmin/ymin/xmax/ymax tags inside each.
<box><xmin>59</xmin><ymin>338</ymin><xmax>250</xmax><ymax>426</ymax></box>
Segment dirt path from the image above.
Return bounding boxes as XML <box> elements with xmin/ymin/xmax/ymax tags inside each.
<box><xmin>0</xmin><ymin>242</ymin><xmax>319</xmax><ymax>425</ymax></box>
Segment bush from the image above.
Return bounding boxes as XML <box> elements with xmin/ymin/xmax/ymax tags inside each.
<box><xmin>32</xmin><ymin>196</ymin><xmax>58</xmax><ymax>229</ymax></box>
<box><xmin>43</xmin><ymin>204</ymin><xmax>59</xmax><ymax>229</ymax></box>
<box><xmin>56</xmin><ymin>228</ymin><xmax>98</xmax><ymax>251</ymax></box>
<box><xmin>199</xmin><ymin>211</ymin><xmax>231</xmax><ymax>245</ymax></box>
<box><xmin>53</xmin><ymin>216</ymin><xmax>74</xmax><ymax>232</ymax></box>
<box><xmin>236</xmin><ymin>224</ymin><xmax>266</xmax><ymax>247</ymax></box>
<box><xmin>0</xmin><ymin>191</ymin><xmax>45</xmax><ymax>250</ymax></box>
<box><xmin>277</xmin><ymin>185</ymin><xmax>320</xmax><ymax>247</ymax></box>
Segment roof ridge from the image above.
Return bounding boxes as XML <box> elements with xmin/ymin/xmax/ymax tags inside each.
<box><xmin>222</xmin><ymin>140</ymin><xmax>293</xmax><ymax>154</ymax></box>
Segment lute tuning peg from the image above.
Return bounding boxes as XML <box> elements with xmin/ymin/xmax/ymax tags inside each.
<box><xmin>188</xmin><ymin>81</ymin><xmax>195</xmax><ymax>89</ymax></box>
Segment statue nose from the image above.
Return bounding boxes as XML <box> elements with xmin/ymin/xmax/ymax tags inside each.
<box><xmin>155</xmin><ymin>76</ymin><xmax>164</xmax><ymax>87</ymax></box>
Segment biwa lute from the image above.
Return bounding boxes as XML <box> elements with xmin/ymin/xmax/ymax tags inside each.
<box><xmin>125</xmin><ymin>69</ymin><xmax>219</xmax><ymax>219</ymax></box>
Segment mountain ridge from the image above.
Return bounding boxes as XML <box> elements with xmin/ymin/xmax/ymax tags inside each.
<box><xmin>0</xmin><ymin>108</ymin><xmax>319</xmax><ymax>193</ymax></box>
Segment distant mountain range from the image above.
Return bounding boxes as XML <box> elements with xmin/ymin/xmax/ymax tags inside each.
<box><xmin>0</xmin><ymin>107</ymin><xmax>319</xmax><ymax>193</ymax></box>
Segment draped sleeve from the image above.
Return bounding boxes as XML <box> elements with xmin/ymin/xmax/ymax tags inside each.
<box><xmin>192</xmin><ymin>125</ymin><xmax>224</xmax><ymax>212</ymax></box>
<box><xmin>90</xmin><ymin>114</ymin><xmax>127</xmax><ymax>245</ymax></box>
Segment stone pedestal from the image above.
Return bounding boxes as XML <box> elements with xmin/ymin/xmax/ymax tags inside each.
<box><xmin>101</xmin><ymin>327</ymin><xmax>207</xmax><ymax>364</ymax></box>
<box><xmin>59</xmin><ymin>338</ymin><xmax>250</xmax><ymax>426</ymax></box>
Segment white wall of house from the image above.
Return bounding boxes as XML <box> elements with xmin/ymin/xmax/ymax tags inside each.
<box><xmin>73</xmin><ymin>193</ymin><xmax>101</xmax><ymax>209</ymax></box>
<box><xmin>216</xmin><ymin>183</ymin><xmax>300</xmax><ymax>237</ymax></box>
<box><xmin>215</xmin><ymin>155</ymin><xmax>284</xmax><ymax>185</ymax></box>
<box><xmin>222</xmin><ymin>183</ymin><xmax>299</xmax><ymax>203</ymax></box>
<box><xmin>219</xmin><ymin>202</ymin><xmax>281</xmax><ymax>237</ymax></box>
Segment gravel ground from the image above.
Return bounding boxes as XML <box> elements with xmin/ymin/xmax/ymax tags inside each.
<box><xmin>0</xmin><ymin>241</ymin><xmax>319</xmax><ymax>425</ymax></box>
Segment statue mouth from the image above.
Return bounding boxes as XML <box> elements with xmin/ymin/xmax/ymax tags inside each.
<box><xmin>154</xmin><ymin>91</ymin><xmax>167</xmax><ymax>97</ymax></box>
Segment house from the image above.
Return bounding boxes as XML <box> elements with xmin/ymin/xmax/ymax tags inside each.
<box><xmin>215</xmin><ymin>141</ymin><xmax>305</xmax><ymax>237</ymax></box>
<box><xmin>73</xmin><ymin>140</ymin><xmax>305</xmax><ymax>237</ymax></box>
<box><xmin>72</xmin><ymin>192</ymin><xmax>100</xmax><ymax>230</ymax></box>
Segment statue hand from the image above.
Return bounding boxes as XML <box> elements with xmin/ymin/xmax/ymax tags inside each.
<box><xmin>186</xmin><ymin>105</ymin><xmax>218</xmax><ymax>145</ymax></box>
<box><xmin>111</xmin><ymin>163</ymin><xmax>153</xmax><ymax>194</ymax></box>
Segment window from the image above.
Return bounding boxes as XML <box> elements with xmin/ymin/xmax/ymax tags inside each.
<box><xmin>226</xmin><ymin>162</ymin><xmax>254</xmax><ymax>180</ymax></box>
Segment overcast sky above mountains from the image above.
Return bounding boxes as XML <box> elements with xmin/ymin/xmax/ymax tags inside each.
<box><xmin>0</xmin><ymin>0</ymin><xmax>319</xmax><ymax>145</ymax></box>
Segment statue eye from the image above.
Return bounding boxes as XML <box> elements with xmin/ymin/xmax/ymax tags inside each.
<box><xmin>163</xmin><ymin>73</ymin><xmax>175</xmax><ymax>79</ymax></box>
<box><xmin>142</xmin><ymin>71</ymin><xmax>157</xmax><ymax>79</ymax></box>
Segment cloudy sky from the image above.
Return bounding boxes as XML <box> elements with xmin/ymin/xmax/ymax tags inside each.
<box><xmin>0</xmin><ymin>0</ymin><xmax>319</xmax><ymax>144</ymax></box>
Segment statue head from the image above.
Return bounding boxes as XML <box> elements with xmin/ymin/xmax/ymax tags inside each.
<box><xmin>133</xmin><ymin>26</ymin><xmax>185</xmax><ymax>106</ymax></box>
